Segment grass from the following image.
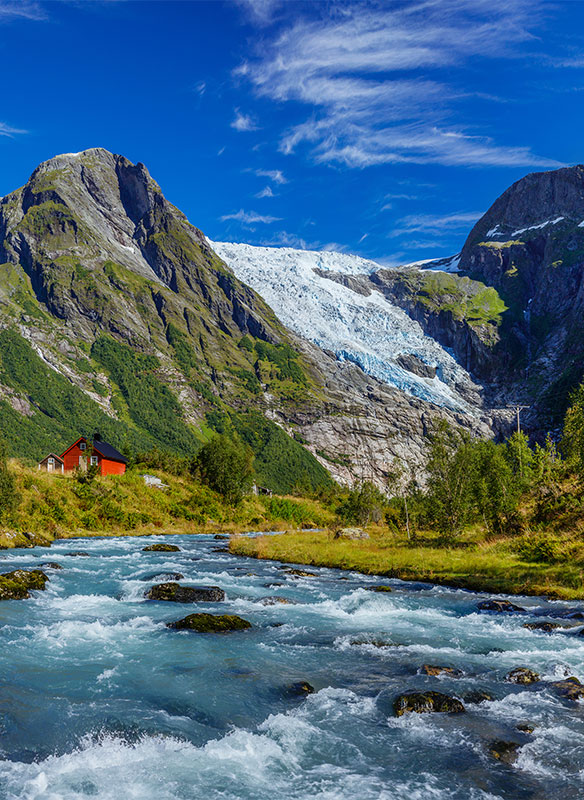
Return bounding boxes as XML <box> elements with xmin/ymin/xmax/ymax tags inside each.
<box><xmin>229</xmin><ymin>528</ymin><xmax>584</xmax><ymax>601</ymax></box>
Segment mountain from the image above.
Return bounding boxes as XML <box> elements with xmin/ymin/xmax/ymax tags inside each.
<box><xmin>0</xmin><ymin>148</ymin><xmax>490</xmax><ymax>490</ymax></box>
<box><xmin>216</xmin><ymin>165</ymin><xmax>584</xmax><ymax>440</ymax></box>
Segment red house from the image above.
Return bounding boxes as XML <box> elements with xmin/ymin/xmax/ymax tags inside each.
<box><xmin>60</xmin><ymin>434</ymin><xmax>127</xmax><ymax>476</ymax></box>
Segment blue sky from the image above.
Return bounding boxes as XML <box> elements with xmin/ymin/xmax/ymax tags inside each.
<box><xmin>1</xmin><ymin>0</ymin><xmax>583</xmax><ymax>264</ymax></box>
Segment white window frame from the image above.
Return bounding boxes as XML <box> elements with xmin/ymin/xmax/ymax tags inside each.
<box><xmin>90</xmin><ymin>455</ymin><xmax>99</xmax><ymax>466</ymax></box>
<box><xmin>79</xmin><ymin>442</ymin><xmax>87</xmax><ymax>451</ymax></box>
<box><xmin>48</xmin><ymin>457</ymin><xmax>55</xmax><ymax>465</ymax></box>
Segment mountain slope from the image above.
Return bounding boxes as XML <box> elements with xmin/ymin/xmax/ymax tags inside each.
<box><xmin>0</xmin><ymin>148</ymin><xmax>493</xmax><ymax>489</ymax></box>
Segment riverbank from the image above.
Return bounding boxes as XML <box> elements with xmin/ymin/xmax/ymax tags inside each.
<box><xmin>0</xmin><ymin>464</ymin><xmax>335</xmax><ymax>550</ymax></box>
<box><xmin>229</xmin><ymin>529</ymin><xmax>584</xmax><ymax>601</ymax></box>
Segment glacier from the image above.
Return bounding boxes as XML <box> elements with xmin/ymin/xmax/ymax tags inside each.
<box><xmin>211</xmin><ymin>241</ymin><xmax>480</xmax><ymax>412</ymax></box>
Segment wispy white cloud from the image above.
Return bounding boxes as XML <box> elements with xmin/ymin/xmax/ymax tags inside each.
<box><xmin>233</xmin><ymin>0</ymin><xmax>282</xmax><ymax>26</ymax></box>
<box><xmin>0</xmin><ymin>1</ymin><xmax>45</xmax><ymax>21</ymax></box>
<box><xmin>235</xmin><ymin>1</ymin><xmax>560</xmax><ymax>168</ymax></box>
<box><xmin>0</xmin><ymin>121</ymin><xmax>27</xmax><ymax>137</ymax></box>
<box><xmin>231</xmin><ymin>109</ymin><xmax>259</xmax><ymax>132</ymax></box>
<box><xmin>358</xmin><ymin>233</ymin><xmax>368</xmax><ymax>243</ymax></box>
<box><xmin>390</xmin><ymin>210</ymin><xmax>483</xmax><ymax>237</ymax></box>
<box><xmin>221</xmin><ymin>209</ymin><xmax>281</xmax><ymax>224</ymax></box>
<box><xmin>254</xmin><ymin>168</ymin><xmax>287</xmax><ymax>184</ymax></box>
<box><xmin>255</xmin><ymin>185</ymin><xmax>275</xmax><ymax>198</ymax></box>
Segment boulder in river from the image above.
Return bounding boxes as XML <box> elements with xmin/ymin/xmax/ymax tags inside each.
<box><xmin>259</xmin><ymin>596</ymin><xmax>295</xmax><ymax>605</ymax></box>
<box><xmin>365</xmin><ymin>585</ymin><xmax>393</xmax><ymax>593</ymax></box>
<box><xmin>516</xmin><ymin>722</ymin><xmax>536</xmax><ymax>734</ymax></box>
<box><xmin>40</xmin><ymin>562</ymin><xmax>63</xmax><ymax>570</ymax></box>
<box><xmin>214</xmin><ymin>534</ymin><xmax>229</xmax><ymax>540</ymax></box>
<box><xmin>140</xmin><ymin>572</ymin><xmax>184</xmax><ymax>582</ymax></box>
<box><xmin>489</xmin><ymin>740</ymin><xmax>521</xmax><ymax>765</ymax></box>
<box><xmin>421</xmin><ymin>664</ymin><xmax>463</xmax><ymax>677</ymax></box>
<box><xmin>477</xmin><ymin>599</ymin><xmax>525</xmax><ymax>613</ymax></box>
<box><xmin>66</xmin><ymin>551</ymin><xmax>90</xmax><ymax>557</ymax></box>
<box><xmin>548</xmin><ymin>676</ymin><xmax>584</xmax><ymax>701</ymax></box>
<box><xmin>0</xmin><ymin>569</ymin><xmax>49</xmax><ymax>600</ymax></box>
<box><xmin>334</xmin><ymin>527</ymin><xmax>369</xmax><ymax>540</ymax></box>
<box><xmin>505</xmin><ymin>667</ymin><xmax>540</xmax><ymax>685</ymax></box>
<box><xmin>142</xmin><ymin>543</ymin><xmax>181</xmax><ymax>552</ymax></box>
<box><xmin>523</xmin><ymin>622</ymin><xmax>565</xmax><ymax>632</ymax></box>
<box><xmin>167</xmin><ymin>613</ymin><xmax>251</xmax><ymax>632</ymax></box>
<box><xmin>146</xmin><ymin>583</ymin><xmax>225</xmax><ymax>602</ymax></box>
<box><xmin>463</xmin><ymin>690</ymin><xmax>494</xmax><ymax>704</ymax></box>
<box><xmin>286</xmin><ymin>681</ymin><xmax>315</xmax><ymax>697</ymax></box>
<box><xmin>394</xmin><ymin>691</ymin><xmax>465</xmax><ymax>717</ymax></box>
<box><xmin>283</xmin><ymin>569</ymin><xmax>317</xmax><ymax>578</ymax></box>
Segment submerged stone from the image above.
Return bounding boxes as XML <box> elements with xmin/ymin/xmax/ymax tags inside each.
<box><xmin>142</xmin><ymin>543</ymin><xmax>181</xmax><ymax>552</ymax></box>
<box><xmin>505</xmin><ymin>667</ymin><xmax>540</xmax><ymax>685</ymax></box>
<box><xmin>214</xmin><ymin>534</ymin><xmax>229</xmax><ymax>540</ymax></box>
<box><xmin>66</xmin><ymin>551</ymin><xmax>90</xmax><ymax>557</ymax></box>
<box><xmin>0</xmin><ymin>569</ymin><xmax>49</xmax><ymax>600</ymax></box>
<box><xmin>489</xmin><ymin>740</ymin><xmax>520</xmax><ymax>765</ymax></box>
<box><xmin>477</xmin><ymin>599</ymin><xmax>525</xmax><ymax>613</ymax></box>
<box><xmin>167</xmin><ymin>613</ymin><xmax>251</xmax><ymax>632</ymax></box>
<box><xmin>40</xmin><ymin>562</ymin><xmax>63</xmax><ymax>570</ymax></box>
<box><xmin>146</xmin><ymin>583</ymin><xmax>225</xmax><ymax>602</ymax></box>
<box><xmin>394</xmin><ymin>691</ymin><xmax>465</xmax><ymax>717</ymax></box>
<box><xmin>516</xmin><ymin>722</ymin><xmax>536</xmax><ymax>734</ymax></box>
<box><xmin>365</xmin><ymin>585</ymin><xmax>393</xmax><ymax>593</ymax></box>
<box><xmin>421</xmin><ymin>664</ymin><xmax>463</xmax><ymax>677</ymax></box>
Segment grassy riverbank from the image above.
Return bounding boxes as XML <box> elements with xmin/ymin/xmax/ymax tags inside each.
<box><xmin>229</xmin><ymin>529</ymin><xmax>584</xmax><ymax>601</ymax></box>
<box><xmin>0</xmin><ymin>463</ymin><xmax>336</xmax><ymax>549</ymax></box>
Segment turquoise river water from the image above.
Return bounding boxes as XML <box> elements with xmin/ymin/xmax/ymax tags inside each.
<box><xmin>1</xmin><ymin>534</ymin><xmax>584</xmax><ymax>799</ymax></box>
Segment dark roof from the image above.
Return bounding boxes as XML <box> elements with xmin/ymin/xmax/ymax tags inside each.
<box><xmin>92</xmin><ymin>439</ymin><xmax>128</xmax><ymax>464</ymax></box>
<box><xmin>39</xmin><ymin>453</ymin><xmax>64</xmax><ymax>463</ymax></box>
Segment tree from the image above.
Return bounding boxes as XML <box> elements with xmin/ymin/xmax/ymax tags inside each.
<box><xmin>470</xmin><ymin>439</ymin><xmax>519</xmax><ymax>535</ymax></box>
<box><xmin>562</xmin><ymin>382</ymin><xmax>584</xmax><ymax>479</ymax></box>
<box><xmin>194</xmin><ymin>432</ymin><xmax>254</xmax><ymax>504</ymax></box>
<box><xmin>505</xmin><ymin>431</ymin><xmax>534</xmax><ymax>489</ymax></box>
<box><xmin>336</xmin><ymin>481</ymin><xmax>385</xmax><ymax>526</ymax></box>
<box><xmin>424</xmin><ymin>422</ymin><xmax>476</xmax><ymax>539</ymax></box>
<box><xmin>0</xmin><ymin>440</ymin><xmax>17</xmax><ymax>523</ymax></box>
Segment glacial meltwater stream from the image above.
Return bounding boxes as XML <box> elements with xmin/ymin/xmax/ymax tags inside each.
<box><xmin>1</xmin><ymin>534</ymin><xmax>584</xmax><ymax>800</ymax></box>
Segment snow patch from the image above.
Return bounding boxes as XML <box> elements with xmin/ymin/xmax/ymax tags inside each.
<box><xmin>211</xmin><ymin>241</ymin><xmax>477</xmax><ymax>412</ymax></box>
<box><xmin>512</xmin><ymin>217</ymin><xmax>565</xmax><ymax>237</ymax></box>
<box><xmin>486</xmin><ymin>224</ymin><xmax>501</xmax><ymax>238</ymax></box>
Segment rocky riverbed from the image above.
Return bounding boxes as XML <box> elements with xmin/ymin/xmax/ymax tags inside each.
<box><xmin>1</xmin><ymin>533</ymin><xmax>584</xmax><ymax>799</ymax></box>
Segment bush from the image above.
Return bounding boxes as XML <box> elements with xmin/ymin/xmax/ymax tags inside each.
<box><xmin>514</xmin><ymin>534</ymin><xmax>565</xmax><ymax>564</ymax></box>
<box><xmin>193</xmin><ymin>432</ymin><xmax>254</xmax><ymax>504</ymax></box>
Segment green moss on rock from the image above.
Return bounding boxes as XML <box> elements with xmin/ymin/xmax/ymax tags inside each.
<box><xmin>166</xmin><ymin>612</ymin><xmax>251</xmax><ymax>632</ymax></box>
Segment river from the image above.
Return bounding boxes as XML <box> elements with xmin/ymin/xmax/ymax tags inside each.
<box><xmin>1</xmin><ymin>534</ymin><xmax>584</xmax><ymax>799</ymax></box>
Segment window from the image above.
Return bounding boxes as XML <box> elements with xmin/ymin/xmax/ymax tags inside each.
<box><xmin>48</xmin><ymin>457</ymin><xmax>54</xmax><ymax>465</ymax></box>
<box><xmin>90</xmin><ymin>455</ymin><xmax>98</xmax><ymax>466</ymax></box>
<box><xmin>79</xmin><ymin>442</ymin><xmax>87</xmax><ymax>451</ymax></box>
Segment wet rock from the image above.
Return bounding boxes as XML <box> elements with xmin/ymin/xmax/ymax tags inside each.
<box><xmin>477</xmin><ymin>599</ymin><xmax>525</xmax><ymax>613</ymax></box>
<box><xmin>463</xmin><ymin>690</ymin><xmax>494</xmax><ymax>704</ymax></box>
<box><xmin>211</xmin><ymin>547</ymin><xmax>229</xmax><ymax>553</ymax></box>
<box><xmin>40</xmin><ymin>562</ymin><xmax>63</xmax><ymax>570</ymax></box>
<box><xmin>548</xmin><ymin>676</ymin><xmax>584</xmax><ymax>701</ymax></box>
<box><xmin>214</xmin><ymin>534</ymin><xmax>229</xmax><ymax>540</ymax></box>
<box><xmin>365</xmin><ymin>585</ymin><xmax>393</xmax><ymax>593</ymax></box>
<box><xmin>489</xmin><ymin>740</ymin><xmax>520</xmax><ymax>765</ymax></box>
<box><xmin>167</xmin><ymin>613</ymin><xmax>251</xmax><ymax>632</ymax></box>
<box><xmin>286</xmin><ymin>681</ymin><xmax>315</xmax><ymax>697</ymax></box>
<box><xmin>421</xmin><ymin>664</ymin><xmax>463</xmax><ymax>677</ymax></box>
<box><xmin>146</xmin><ymin>583</ymin><xmax>225</xmax><ymax>602</ymax></box>
<box><xmin>259</xmin><ymin>596</ymin><xmax>295</xmax><ymax>606</ymax></box>
<box><xmin>334</xmin><ymin>527</ymin><xmax>369</xmax><ymax>540</ymax></box>
<box><xmin>142</xmin><ymin>543</ymin><xmax>180</xmax><ymax>552</ymax></box>
<box><xmin>66</xmin><ymin>551</ymin><xmax>90</xmax><ymax>557</ymax></box>
<box><xmin>523</xmin><ymin>622</ymin><xmax>565</xmax><ymax>632</ymax></box>
<box><xmin>394</xmin><ymin>691</ymin><xmax>465</xmax><ymax>717</ymax></box>
<box><xmin>0</xmin><ymin>569</ymin><xmax>49</xmax><ymax>600</ymax></box>
<box><xmin>140</xmin><ymin>572</ymin><xmax>184</xmax><ymax>582</ymax></box>
<box><xmin>263</xmin><ymin>582</ymin><xmax>284</xmax><ymax>588</ymax></box>
<box><xmin>283</xmin><ymin>569</ymin><xmax>317</xmax><ymax>578</ymax></box>
<box><xmin>350</xmin><ymin>638</ymin><xmax>394</xmax><ymax>648</ymax></box>
<box><xmin>516</xmin><ymin>722</ymin><xmax>536</xmax><ymax>734</ymax></box>
<box><xmin>505</xmin><ymin>667</ymin><xmax>540</xmax><ymax>685</ymax></box>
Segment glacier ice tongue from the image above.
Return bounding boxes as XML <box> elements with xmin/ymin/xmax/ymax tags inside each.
<box><xmin>211</xmin><ymin>241</ymin><xmax>478</xmax><ymax>412</ymax></box>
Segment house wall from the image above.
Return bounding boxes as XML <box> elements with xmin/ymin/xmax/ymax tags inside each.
<box><xmin>62</xmin><ymin>441</ymin><xmax>90</xmax><ymax>472</ymax></box>
<box><xmin>100</xmin><ymin>458</ymin><xmax>126</xmax><ymax>476</ymax></box>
